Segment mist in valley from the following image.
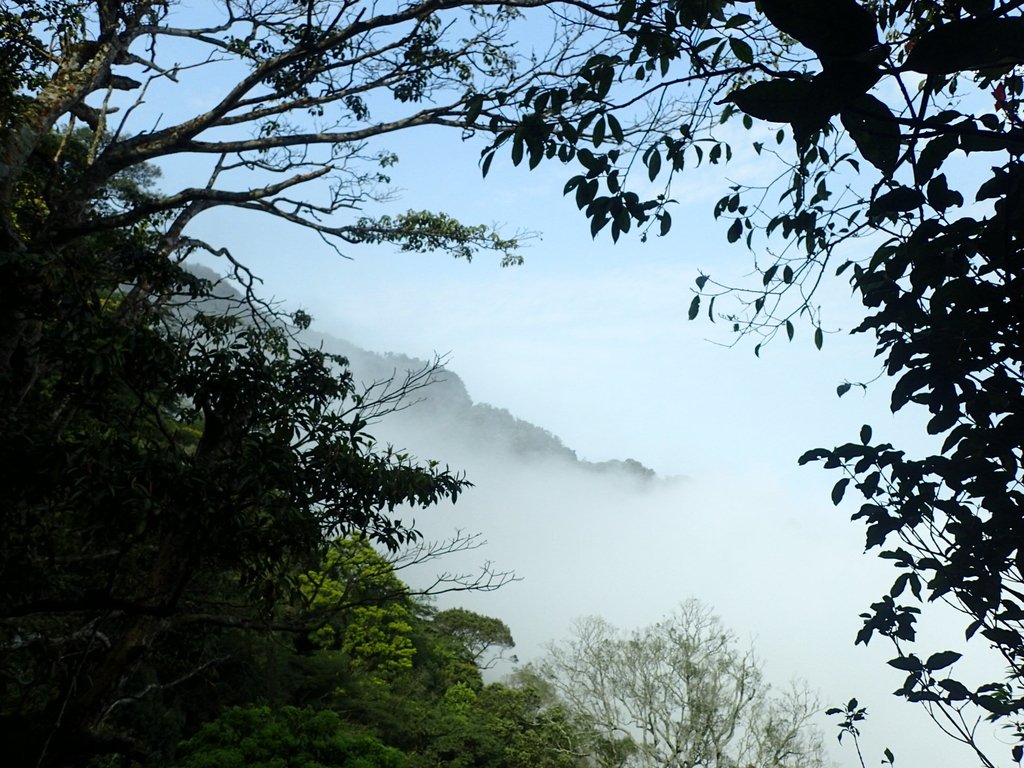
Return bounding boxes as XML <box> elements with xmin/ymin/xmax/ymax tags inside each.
<box><xmin>181</xmin><ymin>180</ymin><xmax>1005</xmax><ymax>763</ymax></box>
<box><xmin>308</xmin><ymin>327</ymin><xmax>990</xmax><ymax>768</ymax></box>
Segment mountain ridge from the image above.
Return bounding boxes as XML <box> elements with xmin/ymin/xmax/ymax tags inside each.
<box><xmin>309</xmin><ymin>331</ymin><xmax>658</xmax><ymax>482</ymax></box>
<box><xmin>185</xmin><ymin>264</ymin><xmax>657</xmax><ymax>482</ymax></box>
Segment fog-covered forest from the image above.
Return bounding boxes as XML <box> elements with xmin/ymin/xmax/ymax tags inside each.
<box><xmin>3</xmin><ymin>1</ymin><xmax>1024</xmax><ymax>767</ymax></box>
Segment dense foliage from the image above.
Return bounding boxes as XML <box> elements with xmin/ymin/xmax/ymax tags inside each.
<box><xmin>175</xmin><ymin>706</ymin><xmax>409</xmax><ymax>768</ymax></box>
<box><xmin>143</xmin><ymin>545</ymin><xmax>595</xmax><ymax>768</ymax></box>
<box><xmin>11</xmin><ymin>0</ymin><xmax>1022</xmax><ymax>765</ymax></box>
<box><xmin>0</xmin><ymin>1</ymin><xmax>667</xmax><ymax>765</ymax></box>
<box><xmin>0</xmin><ymin>140</ymin><xmax>468</xmax><ymax>763</ymax></box>
<box><xmin>0</xmin><ymin>0</ymin><xmax>550</xmax><ymax>763</ymax></box>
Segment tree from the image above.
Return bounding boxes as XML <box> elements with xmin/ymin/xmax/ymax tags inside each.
<box><xmin>0</xmin><ymin>0</ymin><xmax>630</xmax><ymax>270</ymax></box>
<box><xmin>528</xmin><ymin>601</ymin><xmax>825</xmax><ymax>768</ymax></box>
<box><xmin>400</xmin><ymin>679</ymin><xmax>591</xmax><ymax>768</ymax></box>
<box><xmin>297</xmin><ymin>535</ymin><xmax>515</xmax><ymax>678</ymax></box>
<box><xmin>488</xmin><ymin>0</ymin><xmax>1024</xmax><ymax>763</ymax></box>
<box><xmin>0</xmin><ymin>241</ymin><xmax>470</xmax><ymax>766</ymax></box>
<box><xmin>430</xmin><ymin>607</ymin><xmax>516</xmax><ymax>670</ymax></box>
<box><xmin>274</xmin><ymin>567</ymin><xmax>580</xmax><ymax>768</ymax></box>
<box><xmin>472</xmin><ymin>682</ymin><xmax>590</xmax><ymax>768</ymax></box>
<box><xmin>301</xmin><ymin>536</ymin><xmax>421</xmax><ymax>679</ymax></box>
<box><xmin>1</xmin><ymin>0</ymin><xmax>612</xmax><ymax>762</ymax></box>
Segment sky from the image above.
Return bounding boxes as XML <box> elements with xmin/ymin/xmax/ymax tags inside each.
<box><xmin>183</xmin><ymin>124</ymin><xmax>1010</xmax><ymax>766</ymax></box>
<box><xmin>131</xmin><ymin>5</ymin><xmax>1011</xmax><ymax>765</ymax></box>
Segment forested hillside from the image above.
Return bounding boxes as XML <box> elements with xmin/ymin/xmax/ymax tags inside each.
<box><xmin>190</xmin><ymin>266</ymin><xmax>658</xmax><ymax>481</ymax></box>
<box><xmin>309</xmin><ymin>333</ymin><xmax>657</xmax><ymax>482</ymax></box>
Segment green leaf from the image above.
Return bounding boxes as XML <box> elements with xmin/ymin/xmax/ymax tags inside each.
<box><xmin>927</xmin><ymin>407</ymin><xmax>959</xmax><ymax>434</ymax></box>
<box><xmin>959</xmin><ymin>130</ymin><xmax>1010</xmax><ymax>153</ymax></box>
<box><xmin>785</xmin><ymin>319</ymin><xmax>794</xmax><ymax>340</ymax></box>
<box><xmin>891</xmin><ymin>572</ymin><xmax>910</xmax><ymax>597</ymax></box>
<box><xmin>729</xmin><ymin>38</ymin><xmax>754</xmax><ymax>64</ymax></box>
<box><xmin>511</xmin><ymin>136</ymin><xmax>524</xmax><ymax>166</ymax></box>
<box><xmin>979</xmin><ymin>112</ymin><xmax>1001</xmax><ymax>130</ymax></box>
<box><xmin>976</xmin><ymin>169</ymin><xmax>1009</xmax><ymax>201</ymax></box>
<box><xmin>659</xmin><ymin>211</ymin><xmax>672</xmax><ymax>236</ymax></box>
<box><xmin>869</xmin><ymin>186</ymin><xmax>925</xmax><ymax>217</ymax></box>
<box><xmin>607</xmin><ymin>113</ymin><xmax>624</xmax><ymax>143</ymax></box>
<box><xmin>926</xmin><ymin>174</ymin><xmax>964</xmax><ymax>211</ymax></box>
<box><xmin>798</xmin><ymin>448</ymin><xmax>830</xmax><ymax>465</ymax></box>
<box><xmin>841</xmin><ymin>95</ymin><xmax>901</xmax><ymax>177</ymax></box>
<box><xmin>887</xmin><ymin>655</ymin><xmax>923</xmax><ymax>671</ymax></box>
<box><xmin>831</xmin><ymin>477</ymin><xmax>850</xmax><ymax>505</ymax></box>
<box><xmin>727</xmin><ymin>218</ymin><xmax>743</xmax><ymax>243</ymax></box>
<box><xmin>860</xmin><ymin>424</ymin><xmax>872</xmax><ymax>444</ymax></box>
<box><xmin>726</xmin><ymin>78</ymin><xmax>816</xmax><ymax>124</ymax></box>
<box><xmin>914</xmin><ymin>133</ymin><xmax>958</xmax><ymax>185</ymax></box>
<box><xmin>687</xmin><ymin>295</ymin><xmax>700</xmax><ymax>320</ymax></box>
<box><xmin>759</xmin><ymin>0</ymin><xmax>878</xmax><ymax>58</ymax></box>
<box><xmin>904</xmin><ymin>17</ymin><xmax>1024</xmax><ymax>75</ymax></box>
<box><xmin>925</xmin><ymin>651</ymin><xmax>962</xmax><ymax>671</ymax></box>
<box><xmin>465</xmin><ymin>93</ymin><xmax>485</xmax><ymax>124</ymax></box>
<box><xmin>937</xmin><ymin>679</ymin><xmax>970</xmax><ymax>700</ymax></box>
<box><xmin>814</xmin><ymin>327</ymin><xmax>823</xmax><ymax>349</ymax></box>
<box><xmin>616</xmin><ymin>0</ymin><xmax>637</xmax><ymax>29</ymax></box>
<box><xmin>648</xmin><ymin>148</ymin><xmax>662</xmax><ymax>181</ymax></box>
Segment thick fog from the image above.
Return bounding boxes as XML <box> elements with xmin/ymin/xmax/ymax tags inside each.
<box><xmin>179</xmin><ymin>114</ymin><xmax>1008</xmax><ymax>768</ymax></box>
<box><xmin>310</xmin><ymin>331</ymin><xmax>1004</xmax><ymax>768</ymax></box>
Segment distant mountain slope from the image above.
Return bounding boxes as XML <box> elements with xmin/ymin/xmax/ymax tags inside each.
<box><xmin>311</xmin><ymin>332</ymin><xmax>657</xmax><ymax>482</ymax></box>
<box><xmin>184</xmin><ymin>264</ymin><xmax>655</xmax><ymax>482</ymax></box>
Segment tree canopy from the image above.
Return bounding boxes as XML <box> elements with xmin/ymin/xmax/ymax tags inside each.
<box><xmin>528</xmin><ymin>601</ymin><xmax>825</xmax><ymax>768</ymax></box>
<box><xmin>0</xmin><ymin>0</ymin><xmax>593</xmax><ymax>762</ymax></box>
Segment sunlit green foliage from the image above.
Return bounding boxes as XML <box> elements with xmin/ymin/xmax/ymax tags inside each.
<box><xmin>301</xmin><ymin>537</ymin><xmax>417</xmax><ymax>678</ymax></box>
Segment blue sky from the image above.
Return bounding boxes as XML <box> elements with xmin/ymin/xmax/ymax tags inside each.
<box><xmin>188</xmin><ymin>119</ymin><xmax>924</xmax><ymax>477</ymax></box>
<box><xmin>136</xmin><ymin>6</ymin><xmax>1010</xmax><ymax>763</ymax></box>
<box><xmin>182</xmin><ymin>120</ymin><xmax>1006</xmax><ymax>765</ymax></box>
